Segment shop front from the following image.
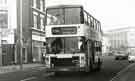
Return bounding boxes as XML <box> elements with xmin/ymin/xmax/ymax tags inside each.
<box><xmin>32</xmin><ymin>33</ymin><xmax>46</xmax><ymax>63</ymax></box>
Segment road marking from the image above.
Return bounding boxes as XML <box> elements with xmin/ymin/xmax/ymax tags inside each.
<box><xmin>20</xmin><ymin>77</ymin><xmax>37</xmax><ymax>81</ymax></box>
<box><xmin>42</xmin><ymin>72</ymin><xmax>54</xmax><ymax>77</ymax></box>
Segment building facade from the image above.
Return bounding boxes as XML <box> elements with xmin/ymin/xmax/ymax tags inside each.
<box><xmin>0</xmin><ymin>0</ymin><xmax>46</xmax><ymax>65</ymax></box>
<box><xmin>102</xmin><ymin>33</ymin><xmax>110</xmax><ymax>55</ymax></box>
<box><xmin>31</xmin><ymin>0</ymin><xmax>46</xmax><ymax>63</ymax></box>
<box><xmin>0</xmin><ymin>0</ymin><xmax>16</xmax><ymax>66</ymax></box>
<box><xmin>107</xmin><ymin>27</ymin><xmax>135</xmax><ymax>54</ymax></box>
<box><xmin>16</xmin><ymin>0</ymin><xmax>46</xmax><ymax>63</ymax></box>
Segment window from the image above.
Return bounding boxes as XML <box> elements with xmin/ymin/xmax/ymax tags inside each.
<box><xmin>33</xmin><ymin>14</ymin><xmax>38</xmax><ymax>28</ymax></box>
<box><xmin>0</xmin><ymin>0</ymin><xmax>7</xmax><ymax>5</ymax></box>
<box><xmin>46</xmin><ymin>37</ymin><xmax>82</xmax><ymax>54</ymax></box>
<box><xmin>65</xmin><ymin>8</ymin><xmax>81</xmax><ymax>24</ymax></box>
<box><xmin>98</xmin><ymin>22</ymin><xmax>101</xmax><ymax>32</ymax></box>
<box><xmin>33</xmin><ymin>0</ymin><xmax>37</xmax><ymax>8</ymax></box>
<box><xmin>0</xmin><ymin>12</ymin><xmax>8</xmax><ymax>28</ymax></box>
<box><xmin>84</xmin><ymin>12</ymin><xmax>87</xmax><ymax>24</ymax></box>
<box><xmin>97</xmin><ymin>22</ymin><xmax>99</xmax><ymax>32</ymax></box>
<box><xmin>88</xmin><ymin>16</ymin><xmax>91</xmax><ymax>26</ymax></box>
<box><xmin>1</xmin><ymin>40</ymin><xmax>7</xmax><ymax>44</ymax></box>
<box><xmin>47</xmin><ymin>8</ymin><xmax>64</xmax><ymax>25</ymax></box>
<box><xmin>95</xmin><ymin>21</ymin><xmax>97</xmax><ymax>30</ymax></box>
<box><xmin>40</xmin><ymin>16</ymin><xmax>44</xmax><ymax>31</ymax></box>
<box><xmin>91</xmin><ymin>17</ymin><xmax>94</xmax><ymax>28</ymax></box>
<box><xmin>40</xmin><ymin>0</ymin><xmax>44</xmax><ymax>11</ymax></box>
<box><xmin>46</xmin><ymin>7</ymin><xmax>82</xmax><ymax>25</ymax></box>
<box><xmin>93</xmin><ymin>19</ymin><xmax>96</xmax><ymax>30</ymax></box>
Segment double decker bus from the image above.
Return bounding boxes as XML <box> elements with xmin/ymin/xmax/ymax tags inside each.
<box><xmin>45</xmin><ymin>5</ymin><xmax>102</xmax><ymax>73</ymax></box>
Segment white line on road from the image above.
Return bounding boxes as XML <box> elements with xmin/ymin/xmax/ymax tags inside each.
<box><xmin>42</xmin><ymin>72</ymin><xmax>54</xmax><ymax>77</ymax></box>
<box><xmin>20</xmin><ymin>77</ymin><xmax>37</xmax><ymax>81</ymax></box>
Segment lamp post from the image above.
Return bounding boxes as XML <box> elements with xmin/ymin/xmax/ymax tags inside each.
<box><xmin>0</xmin><ymin>27</ymin><xmax>2</xmax><ymax>66</ymax></box>
<box><xmin>19</xmin><ymin>0</ymin><xmax>23</xmax><ymax>70</ymax></box>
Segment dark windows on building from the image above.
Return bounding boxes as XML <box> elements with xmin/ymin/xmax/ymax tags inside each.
<box><xmin>0</xmin><ymin>12</ymin><xmax>8</xmax><ymax>28</ymax></box>
<box><xmin>32</xmin><ymin>0</ymin><xmax>45</xmax><ymax>31</ymax></box>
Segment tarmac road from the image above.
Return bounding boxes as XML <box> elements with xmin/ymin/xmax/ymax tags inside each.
<box><xmin>0</xmin><ymin>56</ymin><xmax>130</xmax><ymax>81</ymax></box>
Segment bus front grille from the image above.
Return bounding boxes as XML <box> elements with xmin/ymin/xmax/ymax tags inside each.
<box><xmin>51</xmin><ymin>57</ymin><xmax>79</xmax><ymax>67</ymax></box>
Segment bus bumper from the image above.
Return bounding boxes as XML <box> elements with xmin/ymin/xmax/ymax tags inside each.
<box><xmin>46</xmin><ymin>66</ymin><xmax>86</xmax><ymax>72</ymax></box>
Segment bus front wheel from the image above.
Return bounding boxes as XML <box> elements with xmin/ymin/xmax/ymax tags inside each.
<box><xmin>96</xmin><ymin>59</ymin><xmax>102</xmax><ymax>71</ymax></box>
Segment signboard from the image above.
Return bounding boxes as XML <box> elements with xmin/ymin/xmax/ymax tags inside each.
<box><xmin>32</xmin><ymin>35</ymin><xmax>45</xmax><ymax>42</ymax></box>
<box><xmin>52</xmin><ymin>27</ymin><xmax>77</xmax><ymax>35</ymax></box>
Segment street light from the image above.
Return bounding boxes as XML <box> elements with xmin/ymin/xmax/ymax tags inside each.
<box><xmin>19</xmin><ymin>0</ymin><xmax>23</xmax><ymax>70</ymax></box>
<box><xmin>0</xmin><ymin>27</ymin><xmax>2</xmax><ymax>66</ymax></box>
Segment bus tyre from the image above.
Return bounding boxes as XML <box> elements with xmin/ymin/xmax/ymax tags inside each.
<box><xmin>89</xmin><ymin>60</ymin><xmax>94</xmax><ymax>72</ymax></box>
<box><xmin>96</xmin><ymin>59</ymin><xmax>102</xmax><ymax>71</ymax></box>
<box><xmin>97</xmin><ymin>62</ymin><xmax>101</xmax><ymax>71</ymax></box>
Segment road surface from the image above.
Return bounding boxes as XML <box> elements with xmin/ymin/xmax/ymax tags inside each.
<box><xmin>0</xmin><ymin>56</ymin><xmax>130</xmax><ymax>81</ymax></box>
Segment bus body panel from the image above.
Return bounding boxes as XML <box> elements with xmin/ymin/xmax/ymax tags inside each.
<box><xmin>45</xmin><ymin>5</ymin><xmax>102</xmax><ymax>73</ymax></box>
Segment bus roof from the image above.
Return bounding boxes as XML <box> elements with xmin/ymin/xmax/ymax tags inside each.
<box><xmin>46</xmin><ymin>5</ymin><xmax>83</xmax><ymax>9</ymax></box>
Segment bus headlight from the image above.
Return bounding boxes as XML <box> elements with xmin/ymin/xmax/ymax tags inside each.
<box><xmin>80</xmin><ymin>56</ymin><xmax>86</xmax><ymax>67</ymax></box>
<box><xmin>45</xmin><ymin>57</ymin><xmax>50</xmax><ymax>67</ymax></box>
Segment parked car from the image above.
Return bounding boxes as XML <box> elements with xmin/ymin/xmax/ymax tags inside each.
<box><xmin>128</xmin><ymin>53</ymin><xmax>135</xmax><ymax>63</ymax></box>
<box><xmin>114</xmin><ymin>51</ymin><xmax>128</xmax><ymax>60</ymax></box>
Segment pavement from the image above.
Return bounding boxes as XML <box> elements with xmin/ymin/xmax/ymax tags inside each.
<box><xmin>0</xmin><ymin>63</ymin><xmax>46</xmax><ymax>74</ymax></box>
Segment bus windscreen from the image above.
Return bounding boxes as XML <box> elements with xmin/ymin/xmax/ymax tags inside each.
<box><xmin>46</xmin><ymin>37</ymin><xmax>85</xmax><ymax>54</ymax></box>
<box><xmin>46</xmin><ymin>7</ymin><xmax>83</xmax><ymax>25</ymax></box>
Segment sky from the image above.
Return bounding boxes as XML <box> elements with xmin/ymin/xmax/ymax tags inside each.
<box><xmin>84</xmin><ymin>0</ymin><xmax>135</xmax><ymax>31</ymax></box>
<box><xmin>47</xmin><ymin>0</ymin><xmax>135</xmax><ymax>31</ymax></box>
